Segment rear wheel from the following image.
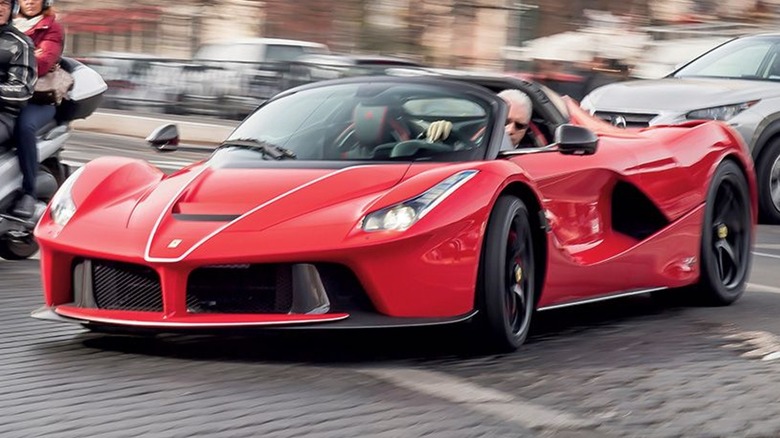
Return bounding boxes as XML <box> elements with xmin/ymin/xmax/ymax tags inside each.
<box><xmin>476</xmin><ymin>195</ymin><xmax>535</xmax><ymax>351</ymax></box>
<box><xmin>695</xmin><ymin>160</ymin><xmax>753</xmax><ymax>305</ymax></box>
<box><xmin>0</xmin><ymin>166</ymin><xmax>59</xmax><ymax>260</ymax></box>
<box><xmin>42</xmin><ymin>158</ymin><xmax>69</xmax><ymax>187</ymax></box>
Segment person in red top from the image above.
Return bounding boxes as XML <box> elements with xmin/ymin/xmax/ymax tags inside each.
<box><xmin>11</xmin><ymin>0</ymin><xmax>63</xmax><ymax>218</ymax></box>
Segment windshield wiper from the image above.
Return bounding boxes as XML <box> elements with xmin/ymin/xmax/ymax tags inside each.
<box><xmin>220</xmin><ymin>138</ymin><xmax>297</xmax><ymax>160</ymax></box>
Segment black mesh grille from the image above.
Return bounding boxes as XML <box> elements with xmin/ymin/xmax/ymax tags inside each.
<box><xmin>186</xmin><ymin>264</ymin><xmax>293</xmax><ymax>314</ymax></box>
<box><xmin>92</xmin><ymin>260</ymin><xmax>163</xmax><ymax>312</ymax></box>
<box><xmin>593</xmin><ymin>111</ymin><xmax>657</xmax><ymax>128</ymax></box>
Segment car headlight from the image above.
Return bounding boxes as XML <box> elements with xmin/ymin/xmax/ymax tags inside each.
<box><xmin>362</xmin><ymin>170</ymin><xmax>479</xmax><ymax>232</ymax></box>
<box><xmin>686</xmin><ymin>101</ymin><xmax>758</xmax><ymax>121</ymax></box>
<box><xmin>49</xmin><ymin>166</ymin><xmax>85</xmax><ymax>227</ymax></box>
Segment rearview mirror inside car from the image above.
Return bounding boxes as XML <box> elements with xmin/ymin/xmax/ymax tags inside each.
<box><xmin>555</xmin><ymin>124</ymin><xmax>598</xmax><ymax>155</ymax></box>
<box><xmin>146</xmin><ymin>123</ymin><xmax>180</xmax><ymax>152</ymax></box>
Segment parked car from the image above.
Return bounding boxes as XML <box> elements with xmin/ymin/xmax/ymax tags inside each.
<box><xmin>32</xmin><ymin>72</ymin><xmax>755</xmax><ymax>352</ymax></box>
<box><xmin>581</xmin><ymin>33</ymin><xmax>780</xmax><ymax>223</ymax></box>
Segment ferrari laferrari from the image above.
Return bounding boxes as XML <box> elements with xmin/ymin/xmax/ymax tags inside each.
<box><xmin>32</xmin><ymin>72</ymin><xmax>757</xmax><ymax>351</ymax></box>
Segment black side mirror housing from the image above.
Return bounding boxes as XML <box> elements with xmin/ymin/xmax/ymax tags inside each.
<box><xmin>555</xmin><ymin>124</ymin><xmax>598</xmax><ymax>155</ymax></box>
<box><xmin>146</xmin><ymin>123</ymin><xmax>180</xmax><ymax>152</ymax></box>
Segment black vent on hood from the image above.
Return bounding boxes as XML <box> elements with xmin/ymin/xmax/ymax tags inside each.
<box><xmin>173</xmin><ymin>213</ymin><xmax>240</xmax><ymax>222</ymax></box>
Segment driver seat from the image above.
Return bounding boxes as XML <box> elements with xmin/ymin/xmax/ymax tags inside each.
<box><xmin>351</xmin><ymin>103</ymin><xmax>409</xmax><ymax>158</ymax></box>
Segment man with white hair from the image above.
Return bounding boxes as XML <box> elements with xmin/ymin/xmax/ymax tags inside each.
<box><xmin>426</xmin><ymin>88</ymin><xmax>545</xmax><ymax>148</ymax></box>
<box><xmin>497</xmin><ymin>89</ymin><xmax>540</xmax><ymax>148</ymax></box>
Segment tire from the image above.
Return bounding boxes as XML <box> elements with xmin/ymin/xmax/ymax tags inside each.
<box><xmin>0</xmin><ymin>165</ymin><xmax>56</xmax><ymax>260</ymax></box>
<box><xmin>42</xmin><ymin>159</ymin><xmax>67</xmax><ymax>187</ymax></box>
<box><xmin>756</xmin><ymin>138</ymin><xmax>780</xmax><ymax>224</ymax></box>
<box><xmin>476</xmin><ymin>195</ymin><xmax>536</xmax><ymax>352</ymax></box>
<box><xmin>0</xmin><ymin>236</ymin><xmax>39</xmax><ymax>260</ymax></box>
<box><xmin>695</xmin><ymin>160</ymin><xmax>753</xmax><ymax>305</ymax></box>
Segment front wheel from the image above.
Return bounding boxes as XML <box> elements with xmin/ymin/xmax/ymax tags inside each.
<box><xmin>0</xmin><ymin>235</ymin><xmax>39</xmax><ymax>260</ymax></box>
<box><xmin>695</xmin><ymin>160</ymin><xmax>753</xmax><ymax>305</ymax></box>
<box><xmin>476</xmin><ymin>195</ymin><xmax>536</xmax><ymax>351</ymax></box>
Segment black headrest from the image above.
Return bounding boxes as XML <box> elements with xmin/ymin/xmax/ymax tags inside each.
<box><xmin>353</xmin><ymin>103</ymin><xmax>389</xmax><ymax>146</ymax></box>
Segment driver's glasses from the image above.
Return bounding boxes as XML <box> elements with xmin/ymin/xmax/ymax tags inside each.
<box><xmin>506</xmin><ymin>119</ymin><xmax>528</xmax><ymax>131</ymax></box>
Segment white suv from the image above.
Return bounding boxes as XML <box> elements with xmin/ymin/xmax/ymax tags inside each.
<box><xmin>180</xmin><ymin>38</ymin><xmax>330</xmax><ymax>118</ymax></box>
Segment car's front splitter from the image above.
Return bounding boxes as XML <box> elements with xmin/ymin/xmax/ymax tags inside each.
<box><xmin>32</xmin><ymin>305</ymin><xmax>349</xmax><ymax>328</ymax></box>
<box><xmin>31</xmin><ymin>306</ymin><xmax>479</xmax><ymax>331</ymax></box>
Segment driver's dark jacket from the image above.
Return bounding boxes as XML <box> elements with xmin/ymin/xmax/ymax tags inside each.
<box><xmin>0</xmin><ymin>23</ymin><xmax>35</xmax><ymax>131</ymax></box>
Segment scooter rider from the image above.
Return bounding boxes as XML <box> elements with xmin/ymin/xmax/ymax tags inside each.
<box><xmin>12</xmin><ymin>0</ymin><xmax>61</xmax><ymax>218</ymax></box>
<box><xmin>0</xmin><ymin>0</ymin><xmax>36</xmax><ymax>215</ymax></box>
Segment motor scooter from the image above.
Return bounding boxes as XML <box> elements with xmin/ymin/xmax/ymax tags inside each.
<box><xmin>0</xmin><ymin>57</ymin><xmax>106</xmax><ymax>260</ymax></box>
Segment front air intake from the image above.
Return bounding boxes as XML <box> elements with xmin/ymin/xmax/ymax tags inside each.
<box><xmin>86</xmin><ymin>260</ymin><xmax>163</xmax><ymax>311</ymax></box>
<box><xmin>186</xmin><ymin>264</ymin><xmax>294</xmax><ymax>314</ymax></box>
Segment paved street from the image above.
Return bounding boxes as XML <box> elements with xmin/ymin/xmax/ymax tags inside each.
<box><xmin>3</xmin><ymin>228</ymin><xmax>780</xmax><ymax>437</ymax></box>
<box><xmin>3</xmin><ymin>131</ymin><xmax>780</xmax><ymax>437</ymax></box>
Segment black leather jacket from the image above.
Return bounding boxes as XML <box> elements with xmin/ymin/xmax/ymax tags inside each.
<box><xmin>0</xmin><ymin>23</ymin><xmax>35</xmax><ymax>129</ymax></box>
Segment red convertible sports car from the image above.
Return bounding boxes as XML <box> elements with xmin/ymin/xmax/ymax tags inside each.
<box><xmin>32</xmin><ymin>71</ymin><xmax>757</xmax><ymax>351</ymax></box>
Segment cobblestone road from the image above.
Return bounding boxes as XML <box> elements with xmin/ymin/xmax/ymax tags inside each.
<box><xmin>3</xmin><ymin>226</ymin><xmax>780</xmax><ymax>438</ymax></box>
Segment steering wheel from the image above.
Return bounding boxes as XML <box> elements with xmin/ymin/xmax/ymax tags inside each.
<box><xmin>334</xmin><ymin>122</ymin><xmax>410</xmax><ymax>154</ymax></box>
<box><xmin>389</xmin><ymin>139</ymin><xmax>452</xmax><ymax>158</ymax></box>
<box><xmin>418</xmin><ymin>122</ymin><xmax>477</xmax><ymax>151</ymax></box>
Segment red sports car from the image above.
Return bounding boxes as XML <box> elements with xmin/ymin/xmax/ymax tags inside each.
<box><xmin>32</xmin><ymin>72</ymin><xmax>757</xmax><ymax>351</ymax></box>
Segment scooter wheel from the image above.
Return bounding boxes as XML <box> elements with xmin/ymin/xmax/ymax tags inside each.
<box><xmin>0</xmin><ymin>236</ymin><xmax>39</xmax><ymax>260</ymax></box>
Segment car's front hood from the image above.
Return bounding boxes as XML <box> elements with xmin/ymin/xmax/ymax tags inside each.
<box><xmin>587</xmin><ymin>77</ymin><xmax>780</xmax><ymax>112</ymax></box>
<box><xmin>125</xmin><ymin>163</ymin><xmax>411</xmax><ymax>261</ymax></box>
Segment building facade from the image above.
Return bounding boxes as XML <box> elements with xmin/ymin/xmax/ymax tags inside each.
<box><xmin>51</xmin><ymin>0</ymin><xmax>776</xmax><ymax>67</ymax></box>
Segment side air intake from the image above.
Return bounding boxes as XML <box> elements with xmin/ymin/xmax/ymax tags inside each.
<box><xmin>611</xmin><ymin>181</ymin><xmax>669</xmax><ymax>240</ymax></box>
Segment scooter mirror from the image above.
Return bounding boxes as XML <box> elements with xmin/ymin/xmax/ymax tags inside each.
<box><xmin>146</xmin><ymin>123</ymin><xmax>179</xmax><ymax>152</ymax></box>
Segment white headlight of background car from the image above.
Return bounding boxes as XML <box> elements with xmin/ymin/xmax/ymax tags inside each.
<box><xmin>686</xmin><ymin>101</ymin><xmax>759</xmax><ymax>121</ymax></box>
<box><xmin>362</xmin><ymin>170</ymin><xmax>479</xmax><ymax>232</ymax></box>
<box><xmin>49</xmin><ymin>166</ymin><xmax>85</xmax><ymax>227</ymax></box>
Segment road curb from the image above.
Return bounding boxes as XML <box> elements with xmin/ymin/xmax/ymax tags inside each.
<box><xmin>72</xmin><ymin>111</ymin><xmax>238</xmax><ymax>144</ymax></box>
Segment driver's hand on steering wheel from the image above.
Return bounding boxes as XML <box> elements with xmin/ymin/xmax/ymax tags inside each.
<box><xmin>426</xmin><ymin>120</ymin><xmax>453</xmax><ymax>143</ymax></box>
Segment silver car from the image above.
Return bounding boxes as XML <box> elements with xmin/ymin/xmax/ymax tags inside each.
<box><xmin>581</xmin><ymin>33</ymin><xmax>780</xmax><ymax>223</ymax></box>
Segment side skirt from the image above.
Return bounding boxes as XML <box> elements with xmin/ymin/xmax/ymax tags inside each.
<box><xmin>537</xmin><ymin>287</ymin><xmax>668</xmax><ymax>312</ymax></box>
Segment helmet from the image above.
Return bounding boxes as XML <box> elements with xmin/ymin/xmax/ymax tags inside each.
<box><xmin>17</xmin><ymin>0</ymin><xmax>51</xmax><ymax>18</ymax></box>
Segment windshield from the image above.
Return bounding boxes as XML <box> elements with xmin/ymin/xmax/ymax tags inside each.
<box><xmin>224</xmin><ymin>81</ymin><xmax>494</xmax><ymax>162</ymax></box>
<box><xmin>673</xmin><ymin>36</ymin><xmax>780</xmax><ymax>80</ymax></box>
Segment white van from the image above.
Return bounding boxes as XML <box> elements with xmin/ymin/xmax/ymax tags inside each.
<box><xmin>180</xmin><ymin>38</ymin><xmax>330</xmax><ymax>118</ymax></box>
<box><xmin>194</xmin><ymin>38</ymin><xmax>330</xmax><ymax>64</ymax></box>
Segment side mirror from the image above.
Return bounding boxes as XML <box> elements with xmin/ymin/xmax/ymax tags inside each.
<box><xmin>146</xmin><ymin>123</ymin><xmax>179</xmax><ymax>152</ymax></box>
<box><xmin>555</xmin><ymin>124</ymin><xmax>598</xmax><ymax>155</ymax></box>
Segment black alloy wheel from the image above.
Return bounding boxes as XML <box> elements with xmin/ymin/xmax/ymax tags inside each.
<box><xmin>696</xmin><ymin>160</ymin><xmax>753</xmax><ymax>305</ymax></box>
<box><xmin>477</xmin><ymin>195</ymin><xmax>535</xmax><ymax>351</ymax></box>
